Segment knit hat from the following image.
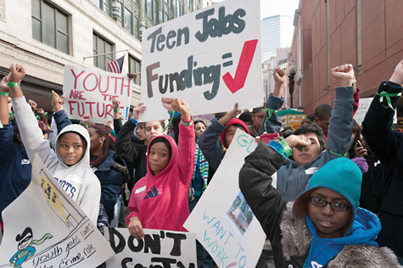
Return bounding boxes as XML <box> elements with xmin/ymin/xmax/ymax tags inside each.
<box><xmin>220</xmin><ymin>118</ymin><xmax>250</xmax><ymax>148</ymax></box>
<box><xmin>292</xmin><ymin>157</ymin><xmax>362</xmax><ymax>235</ymax></box>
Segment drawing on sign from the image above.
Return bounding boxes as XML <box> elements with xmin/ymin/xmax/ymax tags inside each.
<box><xmin>225</xmin><ymin>192</ymin><xmax>253</xmax><ymax>236</ymax></box>
<box><xmin>9</xmin><ymin>227</ymin><xmax>53</xmax><ymax>268</ymax></box>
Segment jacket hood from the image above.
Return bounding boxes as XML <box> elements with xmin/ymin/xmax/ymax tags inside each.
<box><xmin>146</xmin><ymin>135</ymin><xmax>178</xmax><ymax>177</ymax></box>
<box><xmin>220</xmin><ymin>118</ymin><xmax>250</xmax><ymax>148</ymax></box>
<box><xmin>304</xmin><ymin>207</ymin><xmax>380</xmax><ymax>267</ymax></box>
<box><xmin>55</xmin><ymin>124</ymin><xmax>90</xmax><ymax>168</ymax></box>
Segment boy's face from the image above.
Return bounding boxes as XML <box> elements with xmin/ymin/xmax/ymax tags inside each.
<box><xmin>291</xmin><ymin>132</ymin><xmax>321</xmax><ymax>166</ymax></box>
<box><xmin>308</xmin><ymin>188</ymin><xmax>351</xmax><ymax>239</ymax></box>
<box><xmin>314</xmin><ymin>116</ymin><xmax>331</xmax><ymax>136</ymax></box>
<box><xmin>225</xmin><ymin>125</ymin><xmax>244</xmax><ymax>148</ymax></box>
<box><xmin>145</xmin><ymin>121</ymin><xmax>164</xmax><ymax>142</ymax></box>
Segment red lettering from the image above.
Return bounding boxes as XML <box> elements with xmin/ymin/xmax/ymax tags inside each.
<box><xmin>78</xmin><ymin>91</ymin><xmax>86</xmax><ymax>100</ymax></box>
<box><xmin>111</xmin><ymin>77</ymin><xmax>122</xmax><ymax>94</ymax></box>
<box><xmin>68</xmin><ymin>101</ymin><xmax>77</xmax><ymax>114</ymax></box>
<box><xmin>105</xmin><ymin>104</ymin><xmax>113</xmax><ymax>119</ymax></box>
<box><xmin>97</xmin><ymin>103</ymin><xmax>105</xmax><ymax>117</ymax></box>
<box><xmin>87</xmin><ymin>102</ymin><xmax>96</xmax><ymax>117</ymax></box>
<box><xmin>71</xmin><ymin>69</ymin><xmax>85</xmax><ymax>89</ymax></box>
<box><xmin>83</xmin><ymin>73</ymin><xmax>98</xmax><ymax>92</ymax></box>
<box><xmin>77</xmin><ymin>102</ymin><xmax>85</xmax><ymax>117</ymax></box>
<box><xmin>98</xmin><ymin>75</ymin><xmax>110</xmax><ymax>94</ymax></box>
<box><xmin>69</xmin><ymin>90</ymin><xmax>75</xmax><ymax>99</ymax></box>
<box><xmin>121</xmin><ymin>77</ymin><xmax>131</xmax><ymax>97</ymax></box>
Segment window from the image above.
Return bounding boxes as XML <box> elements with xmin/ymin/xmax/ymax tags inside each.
<box><xmin>31</xmin><ymin>0</ymin><xmax>69</xmax><ymax>54</ymax></box>
<box><xmin>124</xmin><ymin>7</ymin><xmax>133</xmax><ymax>34</ymax></box>
<box><xmin>129</xmin><ymin>56</ymin><xmax>141</xmax><ymax>85</ymax></box>
<box><xmin>93</xmin><ymin>33</ymin><xmax>113</xmax><ymax>71</ymax></box>
<box><xmin>176</xmin><ymin>0</ymin><xmax>182</xmax><ymax>17</ymax></box>
<box><xmin>153</xmin><ymin>0</ymin><xmax>158</xmax><ymax>23</ymax></box>
<box><xmin>90</xmin><ymin>0</ymin><xmax>111</xmax><ymax>16</ymax></box>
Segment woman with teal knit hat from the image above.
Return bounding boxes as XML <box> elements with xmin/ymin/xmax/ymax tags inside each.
<box><xmin>239</xmin><ymin>141</ymin><xmax>402</xmax><ymax>267</ymax></box>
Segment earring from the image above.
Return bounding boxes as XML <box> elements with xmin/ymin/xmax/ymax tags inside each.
<box><xmin>99</xmin><ymin>141</ymin><xmax>102</xmax><ymax>144</ymax></box>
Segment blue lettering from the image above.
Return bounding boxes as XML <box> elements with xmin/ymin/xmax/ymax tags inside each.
<box><xmin>203</xmin><ymin>208</ymin><xmax>216</xmax><ymax>225</ymax></box>
<box><xmin>70</xmin><ymin>187</ymin><xmax>76</xmax><ymax>198</ymax></box>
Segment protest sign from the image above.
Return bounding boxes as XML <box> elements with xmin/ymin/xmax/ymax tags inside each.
<box><xmin>62</xmin><ymin>65</ymin><xmax>132</xmax><ymax>124</ymax></box>
<box><xmin>0</xmin><ymin>154</ymin><xmax>114</xmax><ymax>268</ymax></box>
<box><xmin>353</xmin><ymin>97</ymin><xmax>397</xmax><ymax>125</ymax></box>
<box><xmin>184</xmin><ymin>130</ymin><xmax>265</xmax><ymax>268</ymax></box>
<box><xmin>140</xmin><ymin>0</ymin><xmax>263</xmax><ymax>121</ymax></box>
<box><xmin>105</xmin><ymin>228</ymin><xmax>196</xmax><ymax>268</ymax></box>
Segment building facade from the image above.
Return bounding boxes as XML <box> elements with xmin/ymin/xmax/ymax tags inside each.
<box><xmin>288</xmin><ymin>0</ymin><xmax>403</xmax><ymax>117</ymax></box>
<box><xmin>0</xmin><ymin>0</ymin><xmax>203</xmax><ymax>112</ymax></box>
<box><xmin>261</xmin><ymin>15</ymin><xmax>293</xmax><ymax>62</ymax></box>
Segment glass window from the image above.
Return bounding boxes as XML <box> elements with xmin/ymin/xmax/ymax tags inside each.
<box><xmin>93</xmin><ymin>33</ymin><xmax>114</xmax><ymax>71</ymax></box>
<box><xmin>147</xmin><ymin>0</ymin><xmax>152</xmax><ymax>18</ymax></box>
<box><xmin>124</xmin><ymin>8</ymin><xmax>133</xmax><ymax>33</ymax></box>
<box><xmin>129</xmin><ymin>56</ymin><xmax>141</xmax><ymax>85</ymax></box>
<box><xmin>31</xmin><ymin>0</ymin><xmax>69</xmax><ymax>54</ymax></box>
<box><xmin>153</xmin><ymin>0</ymin><xmax>158</xmax><ymax>23</ymax></box>
<box><xmin>103</xmin><ymin>0</ymin><xmax>112</xmax><ymax>16</ymax></box>
<box><xmin>134</xmin><ymin>15</ymin><xmax>139</xmax><ymax>38</ymax></box>
<box><xmin>90</xmin><ymin>0</ymin><xmax>101</xmax><ymax>7</ymax></box>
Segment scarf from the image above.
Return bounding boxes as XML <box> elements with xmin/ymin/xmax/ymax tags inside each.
<box><xmin>192</xmin><ymin>140</ymin><xmax>209</xmax><ymax>193</ymax></box>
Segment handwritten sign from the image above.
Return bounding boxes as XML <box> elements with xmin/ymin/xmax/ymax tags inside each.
<box><xmin>0</xmin><ymin>154</ymin><xmax>115</xmax><ymax>268</ymax></box>
<box><xmin>62</xmin><ymin>65</ymin><xmax>132</xmax><ymax>124</ymax></box>
<box><xmin>140</xmin><ymin>0</ymin><xmax>263</xmax><ymax>121</ymax></box>
<box><xmin>353</xmin><ymin>97</ymin><xmax>397</xmax><ymax>125</ymax></box>
<box><xmin>105</xmin><ymin>228</ymin><xmax>196</xmax><ymax>268</ymax></box>
<box><xmin>184</xmin><ymin>130</ymin><xmax>265</xmax><ymax>268</ymax></box>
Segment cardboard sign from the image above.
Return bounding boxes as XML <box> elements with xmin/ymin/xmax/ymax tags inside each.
<box><xmin>62</xmin><ymin>65</ymin><xmax>132</xmax><ymax>124</ymax></box>
<box><xmin>184</xmin><ymin>130</ymin><xmax>265</xmax><ymax>268</ymax></box>
<box><xmin>0</xmin><ymin>154</ymin><xmax>115</xmax><ymax>268</ymax></box>
<box><xmin>105</xmin><ymin>228</ymin><xmax>197</xmax><ymax>268</ymax></box>
<box><xmin>140</xmin><ymin>0</ymin><xmax>263</xmax><ymax>121</ymax></box>
<box><xmin>353</xmin><ymin>97</ymin><xmax>397</xmax><ymax>125</ymax></box>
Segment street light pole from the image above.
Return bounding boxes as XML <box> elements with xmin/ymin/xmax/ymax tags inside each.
<box><xmin>288</xmin><ymin>63</ymin><xmax>297</xmax><ymax>108</ymax></box>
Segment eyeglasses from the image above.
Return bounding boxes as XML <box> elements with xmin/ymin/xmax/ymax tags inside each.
<box><xmin>309</xmin><ymin>196</ymin><xmax>350</xmax><ymax>211</ymax></box>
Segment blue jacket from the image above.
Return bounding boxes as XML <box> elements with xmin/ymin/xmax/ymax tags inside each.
<box><xmin>93</xmin><ymin>150</ymin><xmax>125</xmax><ymax>221</ymax></box>
<box><xmin>0</xmin><ymin>123</ymin><xmax>32</xmax><ymax>222</ymax></box>
<box><xmin>264</xmin><ymin>88</ymin><xmax>354</xmax><ymax>202</ymax></box>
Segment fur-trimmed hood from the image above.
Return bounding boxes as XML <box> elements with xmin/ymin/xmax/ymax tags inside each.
<box><xmin>280</xmin><ymin>203</ymin><xmax>402</xmax><ymax>267</ymax></box>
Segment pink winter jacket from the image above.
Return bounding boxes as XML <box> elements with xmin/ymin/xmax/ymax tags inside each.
<box><xmin>126</xmin><ymin>120</ymin><xmax>195</xmax><ymax>232</ymax></box>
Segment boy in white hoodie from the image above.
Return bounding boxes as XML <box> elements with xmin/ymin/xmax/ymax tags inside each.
<box><xmin>6</xmin><ymin>64</ymin><xmax>101</xmax><ymax>225</ymax></box>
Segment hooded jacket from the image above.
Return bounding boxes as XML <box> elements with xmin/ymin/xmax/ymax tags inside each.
<box><xmin>199</xmin><ymin>118</ymin><xmax>250</xmax><ymax>175</ymax></box>
<box><xmin>126</xmin><ymin>121</ymin><xmax>195</xmax><ymax>231</ymax></box>
<box><xmin>239</xmin><ymin>143</ymin><xmax>401</xmax><ymax>267</ymax></box>
<box><xmin>12</xmin><ymin>97</ymin><xmax>101</xmax><ymax>225</ymax></box>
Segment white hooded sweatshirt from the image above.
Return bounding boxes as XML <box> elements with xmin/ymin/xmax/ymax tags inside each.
<box><xmin>12</xmin><ymin>97</ymin><xmax>101</xmax><ymax>224</ymax></box>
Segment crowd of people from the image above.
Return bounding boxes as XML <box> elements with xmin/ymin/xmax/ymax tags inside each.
<box><xmin>1</xmin><ymin>59</ymin><xmax>403</xmax><ymax>268</ymax></box>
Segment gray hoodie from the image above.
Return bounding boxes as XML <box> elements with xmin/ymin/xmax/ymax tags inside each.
<box><xmin>12</xmin><ymin>97</ymin><xmax>101</xmax><ymax>224</ymax></box>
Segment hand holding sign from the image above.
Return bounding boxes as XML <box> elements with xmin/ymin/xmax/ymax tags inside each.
<box><xmin>171</xmin><ymin>98</ymin><xmax>191</xmax><ymax>121</ymax></box>
<box><xmin>128</xmin><ymin>216</ymin><xmax>144</xmax><ymax>240</ymax></box>
<box><xmin>127</xmin><ymin>73</ymin><xmax>138</xmax><ymax>81</ymax></box>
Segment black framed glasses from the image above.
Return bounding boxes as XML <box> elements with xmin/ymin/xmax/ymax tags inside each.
<box><xmin>309</xmin><ymin>196</ymin><xmax>350</xmax><ymax>211</ymax></box>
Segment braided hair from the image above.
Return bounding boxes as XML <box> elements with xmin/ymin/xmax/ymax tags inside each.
<box><xmin>89</xmin><ymin>125</ymin><xmax>116</xmax><ymax>167</ymax></box>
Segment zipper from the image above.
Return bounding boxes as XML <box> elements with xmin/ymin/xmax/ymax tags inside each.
<box><xmin>296</xmin><ymin>166</ymin><xmax>302</xmax><ymax>193</ymax></box>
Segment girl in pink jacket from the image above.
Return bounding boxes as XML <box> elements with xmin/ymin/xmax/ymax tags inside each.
<box><xmin>127</xmin><ymin>98</ymin><xmax>195</xmax><ymax>239</ymax></box>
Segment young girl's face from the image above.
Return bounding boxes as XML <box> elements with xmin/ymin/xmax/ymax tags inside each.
<box><xmin>148</xmin><ymin>141</ymin><xmax>171</xmax><ymax>176</ymax></box>
<box><xmin>87</xmin><ymin>127</ymin><xmax>103</xmax><ymax>155</ymax></box>
<box><xmin>194</xmin><ymin>122</ymin><xmax>206</xmax><ymax>139</ymax></box>
<box><xmin>58</xmin><ymin>132</ymin><xmax>85</xmax><ymax>166</ymax></box>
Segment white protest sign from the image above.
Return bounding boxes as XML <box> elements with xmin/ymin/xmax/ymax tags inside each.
<box><xmin>140</xmin><ymin>0</ymin><xmax>263</xmax><ymax>121</ymax></box>
<box><xmin>62</xmin><ymin>65</ymin><xmax>132</xmax><ymax>124</ymax></box>
<box><xmin>0</xmin><ymin>154</ymin><xmax>114</xmax><ymax>268</ymax></box>
<box><xmin>105</xmin><ymin>228</ymin><xmax>196</xmax><ymax>268</ymax></box>
<box><xmin>354</xmin><ymin>97</ymin><xmax>397</xmax><ymax>125</ymax></box>
<box><xmin>184</xmin><ymin>130</ymin><xmax>265</xmax><ymax>268</ymax></box>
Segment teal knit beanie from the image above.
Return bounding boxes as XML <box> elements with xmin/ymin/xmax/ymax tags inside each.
<box><xmin>292</xmin><ymin>158</ymin><xmax>362</xmax><ymax>231</ymax></box>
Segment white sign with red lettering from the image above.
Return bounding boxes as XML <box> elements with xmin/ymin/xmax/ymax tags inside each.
<box><xmin>62</xmin><ymin>65</ymin><xmax>132</xmax><ymax>124</ymax></box>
